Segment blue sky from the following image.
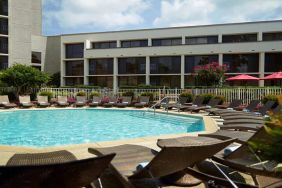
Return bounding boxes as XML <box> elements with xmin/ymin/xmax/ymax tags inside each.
<box><xmin>43</xmin><ymin>0</ymin><xmax>282</xmax><ymax>36</ymax></box>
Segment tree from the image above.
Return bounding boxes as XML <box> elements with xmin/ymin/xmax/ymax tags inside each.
<box><xmin>47</xmin><ymin>72</ymin><xmax>61</xmax><ymax>87</ymax></box>
<box><xmin>0</xmin><ymin>64</ymin><xmax>50</xmax><ymax>97</ymax></box>
<box><xmin>194</xmin><ymin>62</ymin><xmax>228</xmax><ymax>87</ymax></box>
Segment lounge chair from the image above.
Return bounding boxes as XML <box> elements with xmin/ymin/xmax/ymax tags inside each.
<box><xmin>233</xmin><ymin>100</ymin><xmax>260</xmax><ymax>112</ymax></box>
<box><xmin>89</xmin><ymin>96</ymin><xmax>102</xmax><ymax>107</ymax></box>
<box><xmin>134</xmin><ymin>96</ymin><xmax>150</xmax><ymax>108</ymax></box>
<box><xmin>215</xmin><ymin>99</ymin><xmax>243</xmax><ymax>109</ymax></box>
<box><xmin>116</xmin><ymin>97</ymin><xmax>132</xmax><ymax>108</ymax></box>
<box><xmin>103</xmin><ymin>97</ymin><xmax>117</xmax><ymax>107</ymax></box>
<box><xmin>167</xmin><ymin>96</ymin><xmax>188</xmax><ymax>110</ymax></box>
<box><xmin>37</xmin><ymin>96</ymin><xmax>50</xmax><ymax>108</ymax></box>
<box><xmin>19</xmin><ymin>96</ymin><xmax>33</xmax><ymax>108</ymax></box>
<box><xmin>0</xmin><ymin>150</ymin><xmax>115</xmax><ymax>188</ymax></box>
<box><xmin>56</xmin><ymin>96</ymin><xmax>69</xmax><ymax>107</ymax></box>
<box><xmin>0</xmin><ymin>95</ymin><xmax>17</xmax><ymax>109</ymax></box>
<box><xmin>88</xmin><ymin>139</ymin><xmax>235</xmax><ymax>188</ymax></box>
<box><xmin>179</xmin><ymin>96</ymin><xmax>205</xmax><ymax>111</ymax></box>
<box><xmin>206</xmin><ymin>99</ymin><xmax>243</xmax><ymax>115</ymax></box>
<box><xmin>75</xmin><ymin>96</ymin><xmax>86</xmax><ymax>107</ymax></box>
<box><xmin>188</xmin><ymin>99</ymin><xmax>221</xmax><ymax>113</ymax></box>
<box><xmin>272</xmin><ymin>104</ymin><xmax>282</xmax><ymax>114</ymax></box>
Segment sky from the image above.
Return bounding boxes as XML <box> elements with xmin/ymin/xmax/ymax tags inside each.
<box><xmin>43</xmin><ymin>0</ymin><xmax>282</xmax><ymax>36</ymax></box>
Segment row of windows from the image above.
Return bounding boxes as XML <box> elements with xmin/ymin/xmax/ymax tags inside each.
<box><xmin>0</xmin><ymin>18</ymin><xmax>8</xmax><ymax>35</ymax></box>
<box><xmin>65</xmin><ymin>53</ymin><xmax>282</xmax><ymax>76</ymax></box>
<box><xmin>0</xmin><ymin>55</ymin><xmax>8</xmax><ymax>70</ymax></box>
<box><xmin>0</xmin><ymin>37</ymin><xmax>8</xmax><ymax>54</ymax></box>
<box><xmin>0</xmin><ymin>0</ymin><xmax>8</xmax><ymax>16</ymax></box>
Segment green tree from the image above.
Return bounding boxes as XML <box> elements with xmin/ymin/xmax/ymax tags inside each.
<box><xmin>0</xmin><ymin>64</ymin><xmax>50</xmax><ymax>97</ymax></box>
<box><xmin>48</xmin><ymin>72</ymin><xmax>61</xmax><ymax>87</ymax></box>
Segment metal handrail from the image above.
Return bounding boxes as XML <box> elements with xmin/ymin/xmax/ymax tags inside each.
<box><xmin>144</xmin><ymin>96</ymin><xmax>170</xmax><ymax>115</ymax></box>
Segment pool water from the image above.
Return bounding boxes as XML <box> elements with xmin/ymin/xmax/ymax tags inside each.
<box><xmin>0</xmin><ymin>109</ymin><xmax>204</xmax><ymax>147</ymax></box>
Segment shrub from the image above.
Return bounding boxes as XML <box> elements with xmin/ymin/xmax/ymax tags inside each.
<box><xmin>262</xmin><ymin>95</ymin><xmax>279</xmax><ymax>105</ymax></box>
<box><xmin>140</xmin><ymin>92</ymin><xmax>154</xmax><ymax>101</ymax></box>
<box><xmin>214</xmin><ymin>95</ymin><xmax>225</xmax><ymax>105</ymax></box>
<box><xmin>47</xmin><ymin>72</ymin><xmax>60</xmax><ymax>87</ymax></box>
<box><xmin>38</xmin><ymin>91</ymin><xmax>53</xmax><ymax>101</ymax></box>
<box><xmin>198</xmin><ymin>94</ymin><xmax>214</xmax><ymax>104</ymax></box>
<box><xmin>122</xmin><ymin>91</ymin><xmax>135</xmax><ymax>99</ymax></box>
<box><xmin>90</xmin><ymin>91</ymin><xmax>100</xmax><ymax>98</ymax></box>
<box><xmin>179</xmin><ymin>92</ymin><xmax>193</xmax><ymax>103</ymax></box>
<box><xmin>76</xmin><ymin>91</ymin><xmax>86</xmax><ymax>96</ymax></box>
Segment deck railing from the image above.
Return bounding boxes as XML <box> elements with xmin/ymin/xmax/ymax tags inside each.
<box><xmin>1</xmin><ymin>87</ymin><xmax>282</xmax><ymax>104</ymax></box>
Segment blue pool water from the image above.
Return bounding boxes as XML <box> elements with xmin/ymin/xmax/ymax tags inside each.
<box><xmin>0</xmin><ymin>109</ymin><xmax>204</xmax><ymax>147</ymax></box>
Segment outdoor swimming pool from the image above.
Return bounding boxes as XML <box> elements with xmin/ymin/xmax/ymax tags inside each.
<box><xmin>0</xmin><ymin>109</ymin><xmax>205</xmax><ymax>147</ymax></box>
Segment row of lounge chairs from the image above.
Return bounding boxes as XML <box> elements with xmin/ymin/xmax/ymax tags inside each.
<box><xmin>0</xmin><ymin>95</ymin><xmax>151</xmax><ymax>109</ymax></box>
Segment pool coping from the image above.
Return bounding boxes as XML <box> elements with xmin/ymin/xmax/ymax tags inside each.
<box><xmin>0</xmin><ymin>107</ymin><xmax>218</xmax><ymax>164</ymax></box>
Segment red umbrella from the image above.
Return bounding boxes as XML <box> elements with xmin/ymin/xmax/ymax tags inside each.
<box><xmin>227</xmin><ymin>74</ymin><xmax>259</xmax><ymax>81</ymax></box>
<box><xmin>260</xmin><ymin>72</ymin><xmax>282</xmax><ymax>80</ymax></box>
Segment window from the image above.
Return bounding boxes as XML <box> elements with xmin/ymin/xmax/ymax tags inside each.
<box><xmin>0</xmin><ymin>18</ymin><xmax>8</xmax><ymax>35</ymax></box>
<box><xmin>121</xmin><ymin>40</ymin><xmax>148</xmax><ymax>48</ymax></box>
<box><xmin>263</xmin><ymin>32</ymin><xmax>282</xmax><ymax>41</ymax></box>
<box><xmin>265</xmin><ymin>53</ymin><xmax>282</xmax><ymax>72</ymax></box>
<box><xmin>65</xmin><ymin>77</ymin><xmax>84</xmax><ymax>86</ymax></box>
<box><xmin>32</xmin><ymin>52</ymin><xmax>41</xmax><ymax>64</ymax></box>
<box><xmin>89</xmin><ymin>76</ymin><xmax>113</xmax><ymax>88</ymax></box>
<box><xmin>118</xmin><ymin>57</ymin><xmax>146</xmax><ymax>74</ymax></box>
<box><xmin>185</xmin><ymin>76</ymin><xmax>196</xmax><ymax>87</ymax></box>
<box><xmin>65</xmin><ymin>43</ymin><xmax>84</xmax><ymax>59</ymax></box>
<box><xmin>89</xmin><ymin>58</ymin><xmax>113</xmax><ymax>75</ymax></box>
<box><xmin>118</xmin><ymin>76</ymin><xmax>145</xmax><ymax>87</ymax></box>
<box><xmin>223</xmin><ymin>54</ymin><xmax>259</xmax><ymax>73</ymax></box>
<box><xmin>0</xmin><ymin>55</ymin><xmax>8</xmax><ymax>70</ymax></box>
<box><xmin>65</xmin><ymin>61</ymin><xmax>84</xmax><ymax>76</ymax></box>
<box><xmin>222</xmin><ymin>34</ymin><xmax>257</xmax><ymax>43</ymax></box>
<box><xmin>150</xmin><ymin>76</ymin><xmax>181</xmax><ymax>88</ymax></box>
<box><xmin>150</xmin><ymin>56</ymin><xmax>181</xmax><ymax>74</ymax></box>
<box><xmin>186</xmin><ymin>36</ymin><xmax>218</xmax><ymax>45</ymax></box>
<box><xmin>0</xmin><ymin>0</ymin><xmax>8</xmax><ymax>16</ymax></box>
<box><xmin>152</xmin><ymin>38</ymin><xmax>182</xmax><ymax>46</ymax></box>
<box><xmin>185</xmin><ymin>55</ymin><xmax>219</xmax><ymax>73</ymax></box>
<box><xmin>0</xmin><ymin>37</ymin><xmax>8</xmax><ymax>54</ymax></box>
<box><xmin>92</xmin><ymin>41</ymin><xmax>116</xmax><ymax>49</ymax></box>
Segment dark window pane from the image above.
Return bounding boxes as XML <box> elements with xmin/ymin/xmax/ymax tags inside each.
<box><xmin>152</xmin><ymin>38</ymin><xmax>182</xmax><ymax>46</ymax></box>
<box><xmin>185</xmin><ymin>55</ymin><xmax>219</xmax><ymax>73</ymax></box>
<box><xmin>65</xmin><ymin>43</ymin><xmax>84</xmax><ymax>58</ymax></box>
<box><xmin>0</xmin><ymin>0</ymin><xmax>8</xmax><ymax>16</ymax></box>
<box><xmin>150</xmin><ymin>76</ymin><xmax>181</xmax><ymax>88</ymax></box>
<box><xmin>263</xmin><ymin>32</ymin><xmax>282</xmax><ymax>41</ymax></box>
<box><xmin>65</xmin><ymin>77</ymin><xmax>84</xmax><ymax>86</ymax></box>
<box><xmin>150</xmin><ymin>56</ymin><xmax>181</xmax><ymax>74</ymax></box>
<box><xmin>222</xmin><ymin>34</ymin><xmax>257</xmax><ymax>43</ymax></box>
<box><xmin>185</xmin><ymin>76</ymin><xmax>196</xmax><ymax>87</ymax></box>
<box><xmin>118</xmin><ymin>57</ymin><xmax>146</xmax><ymax>74</ymax></box>
<box><xmin>89</xmin><ymin>76</ymin><xmax>113</xmax><ymax>88</ymax></box>
<box><xmin>32</xmin><ymin>52</ymin><xmax>41</xmax><ymax>64</ymax></box>
<box><xmin>89</xmin><ymin>58</ymin><xmax>113</xmax><ymax>75</ymax></box>
<box><xmin>0</xmin><ymin>37</ymin><xmax>8</xmax><ymax>54</ymax></box>
<box><xmin>0</xmin><ymin>18</ymin><xmax>8</xmax><ymax>35</ymax></box>
<box><xmin>121</xmin><ymin>40</ymin><xmax>148</xmax><ymax>48</ymax></box>
<box><xmin>65</xmin><ymin>60</ymin><xmax>84</xmax><ymax>76</ymax></box>
<box><xmin>118</xmin><ymin>76</ymin><xmax>145</xmax><ymax>87</ymax></box>
<box><xmin>0</xmin><ymin>55</ymin><xmax>8</xmax><ymax>70</ymax></box>
<box><xmin>223</xmin><ymin>54</ymin><xmax>259</xmax><ymax>73</ymax></box>
<box><xmin>92</xmin><ymin>41</ymin><xmax>116</xmax><ymax>49</ymax></box>
<box><xmin>265</xmin><ymin>53</ymin><xmax>282</xmax><ymax>72</ymax></box>
<box><xmin>186</xmin><ymin>36</ymin><xmax>218</xmax><ymax>44</ymax></box>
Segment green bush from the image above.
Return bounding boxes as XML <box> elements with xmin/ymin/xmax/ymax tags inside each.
<box><xmin>198</xmin><ymin>94</ymin><xmax>215</xmax><ymax>104</ymax></box>
<box><xmin>122</xmin><ymin>91</ymin><xmax>134</xmax><ymax>99</ymax></box>
<box><xmin>214</xmin><ymin>95</ymin><xmax>225</xmax><ymax>105</ymax></box>
<box><xmin>140</xmin><ymin>92</ymin><xmax>154</xmax><ymax>101</ymax></box>
<box><xmin>90</xmin><ymin>91</ymin><xmax>101</xmax><ymax>98</ymax></box>
<box><xmin>179</xmin><ymin>92</ymin><xmax>193</xmax><ymax>103</ymax></box>
<box><xmin>38</xmin><ymin>91</ymin><xmax>53</xmax><ymax>101</ymax></box>
<box><xmin>76</xmin><ymin>91</ymin><xmax>86</xmax><ymax>96</ymax></box>
<box><xmin>262</xmin><ymin>95</ymin><xmax>279</xmax><ymax>105</ymax></box>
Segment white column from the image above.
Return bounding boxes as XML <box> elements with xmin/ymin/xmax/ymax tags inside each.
<box><xmin>219</xmin><ymin>53</ymin><xmax>223</xmax><ymax>66</ymax></box>
<box><xmin>117</xmin><ymin>40</ymin><xmax>121</xmax><ymax>48</ymax></box>
<box><xmin>259</xmin><ymin>52</ymin><xmax>265</xmax><ymax>87</ymax></box>
<box><xmin>148</xmin><ymin>38</ymin><xmax>152</xmax><ymax>46</ymax></box>
<box><xmin>113</xmin><ymin>57</ymin><xmax>118</xmax><ymax>91</ymax></box>
<box><xmin>182</xmin><ymin>36</ymin><xmax>186</xmax><ymax>45</ymax></box>
<box><xmin>146</xmin><ymin>56</ymin><xmax>150</xmax><ymax>85</ymax></box>
<box><xmin>60</xmin><ymin>44</ymin><xmax>65</xmax><ymax>86</ymax></box>
<box><xmin>218</xmin><ymin>34</ymin><xmax>222</xmax><ymax>43</ymax></box>
<box><xmin>258</xmin><ymin>32</ymin><xmax>263</xmax><ymax>41</ymax></box>
<box><xmin>83</xmin><ymin>59</ymin><xmax>88</xmax><ymax>85</ymax></box>
<box><xmin>181</xmin><ymin>55</ymin><xmax>185</xmax><ymax>89</ymax></box>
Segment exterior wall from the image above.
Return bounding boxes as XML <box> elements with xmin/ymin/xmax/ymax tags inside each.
<box><xmin>59</xmin><ymin>20</ymin><xmax>282</xmax><ymax>88</ymax></box>
<box><xmin>44</xmin><ymin>36</ymin><xmax>61</xmax><ymax>74</ymax></box>
<box><xmin>31</xmin><ymin>35</ymin><xmax>46</xmax><ymax>71</ymax></box>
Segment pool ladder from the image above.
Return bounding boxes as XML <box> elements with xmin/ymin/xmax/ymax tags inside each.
<box><xmin>143</xmin><ymin>97</ymin><xmax>170</xmax><ymax>116</ymax></box>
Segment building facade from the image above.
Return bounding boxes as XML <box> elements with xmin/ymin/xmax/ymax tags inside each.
<box><xmin>1</xmin><ymin>0</ymin><xmax>282</xmax><ymax>89</ymax></box>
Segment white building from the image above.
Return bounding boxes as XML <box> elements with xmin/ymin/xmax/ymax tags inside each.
<box><xmin>1</xmin><ymin>0</ymin><xmax>282</xmax><ymax>89</ymax></box>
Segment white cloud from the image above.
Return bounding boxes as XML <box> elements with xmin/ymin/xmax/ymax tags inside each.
<box><xmin>44</xmin><ymin>0</ymin><xmax>150</xmax><ymax>29</ymax></box>
<box><xmin>154</xmin><ymin>0</ymin><xmax>282</xmax><ymax>27</ymax></box>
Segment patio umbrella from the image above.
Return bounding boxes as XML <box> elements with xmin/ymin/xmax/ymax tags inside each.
<box><xmin>226</xmin><ymin>74</ymin><xmax>259</xmax><ymax>87</ymax></box>
<box><xmin>260</xmin><ymin>71</ymin><xmax>282</xmax><ymax>86</ymax></box>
